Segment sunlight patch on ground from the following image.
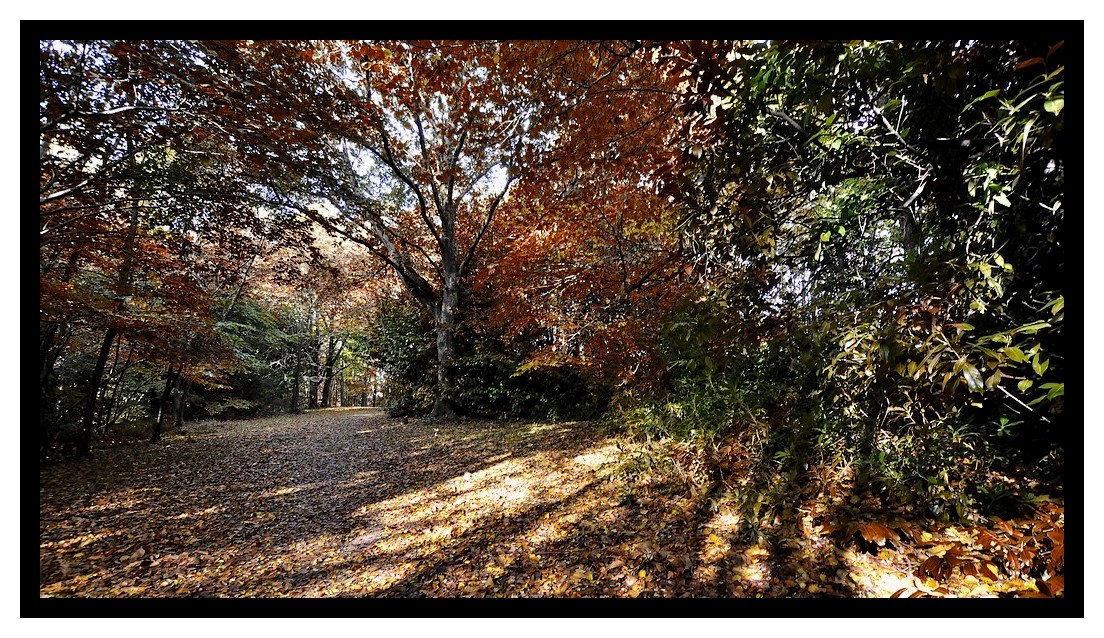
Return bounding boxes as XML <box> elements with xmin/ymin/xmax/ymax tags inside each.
<box><xmin>335</xmin><ymin>442</ymin><xmax>612</xmax><ymax>595</ymax></box>
<box><xmin>40</xmin><ymin>410</ymin><xmax>625</xmax><ymax>597</ymax></box>
<box><xmin>41</xmin><ymin>530</ymin><xmax>115</xmax><ymax>551</ymax></box>
<box><xmin>571</xmin><ymin>444</ymin><xmax>619</xmax><ymax>468</ymax></box>
<box><xmin>168</xmin><ymin>505</ymin><xmax>225</xmax><ymax>519</ymax></box>
<box><xmin>259</xmin><ymin>485</ymin><xmax>315</xmax><ymax>498</ymax></box>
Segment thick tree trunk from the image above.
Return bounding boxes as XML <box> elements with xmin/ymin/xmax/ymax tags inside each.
<box><xmin>77</xmin><ymin>327</ymin><xmax>117</xmax><ymax>458</ymax></box>
<box><xmin>430</xmin><ymin>282</ymin><xmax>459</xmax><ymax>419</ymax></box>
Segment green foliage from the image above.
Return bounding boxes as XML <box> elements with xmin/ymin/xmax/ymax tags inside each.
<box><xmin>453</xmin><ymin>290</ymin><xmax>611</xmax><ymax>421</ymax></box>
<box><xmin>362</xmin><ymin>296</ymin><xmax>437</xmax><ymax>416</ymax></box>
<box><xmin>185</xmin><ymin>299</ymin><xmax>289</xmax><ymax>418</ymax></box>
<box><xmin>627</xmin><ymin>38</ymin><xmax>1068</xmax><ymax>522</ymax></box>
<box><xmin>360</xmin><ymin>290</ymin><xmax>611</xmax><ymax>420</ymax></box>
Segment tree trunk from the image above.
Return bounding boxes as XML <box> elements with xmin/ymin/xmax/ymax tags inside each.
<box><xmin>41</xmin><ymin>251</ymin><xmax>81</xmax><ymax>453</ymax></box>
<box><xmin>289</xmin><ymin>349</ymin><xmax>302</xmax><ymax>413</ymax></box>
<box><xmin>307</xmin><ymin>326</ymin><xmax>320</xmax><ymax>409</ymax></box>
<box><xmin>321</xmin><ymin>335</ymin><xmax>337</xmax><ymax>408</ymax></box>
<box><xmin>40</xmin><ymin>323</ymin><xmax>62</xmax><ymax>390</ymax></box>
<box><xmin>77</xmin><ymin>327</ymin><xmax>117</xmax><ymax>458</ymax></box>
<box><xmin>430</xmin><ymin>281</ymin><xmax>459</xmax><ymax>419</ymax></box>
<box><xmin>172</xmin><ymin>375</ymin><xmax>191</xmax><ymax>429</ymax></box>
<box><xmin>152</xmin><ymin>363</ymin><xmax>177</xmax><ymax>442</ymax></box>
<box><xmin>308</xmin><ymin>380</ymin><xmax>319</xmax><ymax>409</ymax></box>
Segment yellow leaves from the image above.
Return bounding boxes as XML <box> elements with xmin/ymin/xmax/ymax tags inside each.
<box><xmin>927</xmin><ymin>543</ymin><xmax>956</xmax><ymax>557</ymax></box>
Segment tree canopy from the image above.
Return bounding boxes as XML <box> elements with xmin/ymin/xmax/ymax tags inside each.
<box><xmin>37</xmin><ymin>36</ymin><xmax>1072</xmax><ymax>601</ymax></box>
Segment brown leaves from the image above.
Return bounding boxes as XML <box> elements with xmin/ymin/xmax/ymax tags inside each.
<box><xmin>40</xmin><ymin>406</ymin><xmax>1067</xmax><ymax>599</ymax></box>
<box><xmin>856</xmin><ymin>522</ymin><xmax>900</xmax><ymax>547</ymax></box>
<box><xmin>822</xmin><ymin>519</ymin><xmax>902</xmax><ymax>550</ymax></box>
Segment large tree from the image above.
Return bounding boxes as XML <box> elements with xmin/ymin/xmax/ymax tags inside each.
<box><xmin>161</xmin><ymin>39</ymin><xmax>682</xmax><ymax>418</ymax></box>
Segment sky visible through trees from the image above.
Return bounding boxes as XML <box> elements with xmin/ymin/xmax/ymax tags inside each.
<box><xmin>36</xmin><ymin>36</ymin><xmax>1074</xmax><ymax>604</ymax></box>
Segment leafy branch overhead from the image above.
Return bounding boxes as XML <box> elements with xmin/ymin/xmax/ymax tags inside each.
<box><xmin>39</xmin><ymin>37</ymin><xmax>1068</xmax><ymax>600</ymax></box>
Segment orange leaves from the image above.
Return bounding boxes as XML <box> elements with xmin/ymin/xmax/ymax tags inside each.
<box><xmin>822</xmin><ymin>519</ymin><xmax>902</xmax><ymax>549</ymax></box>
<box><xmin>915</xmin><ymin>547</ymin><xmax>966</xmax><ymax>581</ymax></box>
<box><xmin>1047</xmin><ymin>530</ymin><xmax>1065</xmax><ymax>574</ymax></box>
<box><xmin>856</xmin><ymin>521</ymin><xmax>900</xmax><ymax>547</ymax></box>
<box><xmin>1036</xmin><ymin>574</ymin><xmax>1064</xmax><ymax>597</ymax></box>
<box><xmin>813</xmin><ymin>496</ymin><xmax>1065</xmax><ymax>599</ymax></box>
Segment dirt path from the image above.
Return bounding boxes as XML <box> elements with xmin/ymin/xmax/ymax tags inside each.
<box><xmin>41</xmin><ymin>408</ymin><xmax>1061</xmax><ymax>599</ymax></box>
<box><xmin>39</xmin><ymin>408</ymin><xmax>628</xmax><ymax>597</ymax></box>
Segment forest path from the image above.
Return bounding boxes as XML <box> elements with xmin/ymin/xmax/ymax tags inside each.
<box><xmin>39</xmin><ymin>408</ymin><xmax>631</xmax><ymax>597</ymax></box>
<box><xmin>42</xmin><ymin>408</ymin><xmax>1018</xmax><ymax>599</ymax></box>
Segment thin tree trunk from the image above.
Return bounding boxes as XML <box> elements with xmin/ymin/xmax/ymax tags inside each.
<box><xmin>321</xmin><ymin>335</ymin><xmax>337</xmax><ymax>408</ymax></box>
<box><xmin>80</xmin><ymin>120</ymin><xmax>140</xmax><ymax>457</ymax></box>
<box><xmin>41</xmin><ymin>251</ymin><xmax>81</xmax><ymax>443</ymax></box>
<box><xmin>289</xmin><ymin>349</ymin><xmax>302</xmax><ymax>413</ymax></box>
<box><xmin>101</xmin><ymin>342</ymin><xmax>134</xmax><ymax>435</ymax></box>
<box><xmin>152</xmin><ymin>363</ymin><xmax>177</xmax><ymax>442</ymax></box>
<box><xmin>77</xmin><ymin>327</ymin><xmax>117</xmax><ymax>457</ymax></box>
<box><xmin>172</xmin><ymin>377</ymin><xmax>192</xmax><ymax>429</ymax></box>
<box><xmin>307</xmin><ymin>324</ymin><xmax>320</xmax><ymax>409</ymax></box>
<box><xmin>308</xmin><ymin>380</ymin><xmax>319</xmax><ymax>409</ymax></box>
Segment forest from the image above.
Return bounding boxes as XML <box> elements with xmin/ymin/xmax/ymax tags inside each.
<box><xmin>38</xmin><ymin>38</ymin><xmax>1071</xmax><ymax>602</ymax></box>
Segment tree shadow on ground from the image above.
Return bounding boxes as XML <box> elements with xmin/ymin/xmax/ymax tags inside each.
<box><xmin>41</xmin><ymin>408</ymin><xmax>1060</xmax><ymax>599</ymax></box>
<box><xmin>38</xmin><ymin>408</ymin><xmax>615</xmax><ymax>596</ymax></box>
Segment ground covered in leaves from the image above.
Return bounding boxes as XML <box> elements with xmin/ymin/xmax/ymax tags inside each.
<box><xmin>39</xmin><ymin>408</ymin><xmax>1064</xmax><ymax>598</ymax></box>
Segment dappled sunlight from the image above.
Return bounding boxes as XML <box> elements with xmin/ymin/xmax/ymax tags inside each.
<box><xmin>167</xmin><ymin>505</ymin><xmax>225</xmax><ymax>520</ymax></box>
<box><xmin>39</xmin><ymin>409</ymin><xmax>623</xmax><ymax>597</ymax></box>
<box><xmin>40</xmin><ymin>530</ymin><xmax>117</xmax><ymax>552</ymax></box>
<box><xmin>42</xmin><ymin>404</ymin><xmax>1052</xmax><ymax>598</ymax></box>
<box><xmin>258</xmin><ymin>483</ymin><xmax>326</xmax><ymax>498</ymax></box>
<box><xmin>333</xmin><ymin>443</ymin><xmax>620</xmax><ymax>595</ymax></box>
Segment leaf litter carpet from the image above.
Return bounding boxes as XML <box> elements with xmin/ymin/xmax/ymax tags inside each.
<box><xmin>40</xmin><ymin>408</ymin><xmax>1063</xmax><ymax>598</ymax></box>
